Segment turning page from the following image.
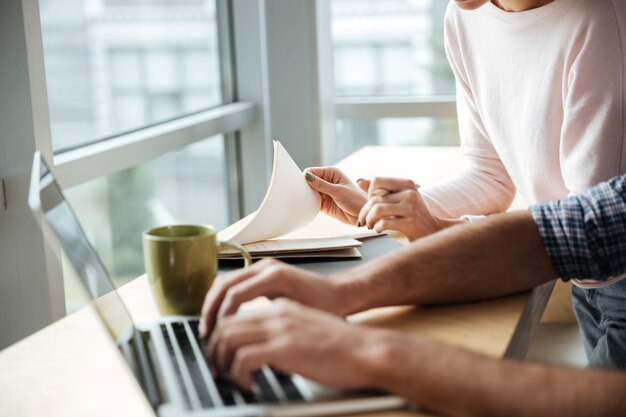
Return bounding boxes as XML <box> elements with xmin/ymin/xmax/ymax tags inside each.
<box><xmin>219</xmin><ymin>141</ymin><xmax>322</xmax><ymax>244</ymax></box>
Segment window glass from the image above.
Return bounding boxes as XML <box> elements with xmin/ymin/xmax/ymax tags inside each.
<box><xmin>381</xmin><ymin>45</ymin><xmax>413</xmax><ymax>94</ymax></box>
<box><xmin>64</xmin><ymin>135</ymin><xmax>229</xmax><ymax>312</ymax></box>
<box><xmin>39</xmin><ymin>0</ymin><xmax>222</xmax><ymax>151</ymax></box>
<box><xmin>335</xmin><ymin>46</ymin><xmax>376</xmax><ymax>95</ymax></box>
<box><xmin>330</xmin><ymin>0</ymin><xmax>459</xmax><ymax>165</ymax></box>
<box><xmin>183</xmin><ymin>51</ymin><xmax>215</xmax><ymax>89</ymax></box>
<box><xmin>331</xmin><ymin>0</ymin><xmax>454</xmax><ymax>97</ymax></box>
<box><xmin>111</xmin><ymin>52</ymin><xmax>142</xmax><ymax>89</ymax></box>
<box><xmin>333</xmin><ymin>118</ymin><xmax>460</xmax><ymax>162</ymax></box>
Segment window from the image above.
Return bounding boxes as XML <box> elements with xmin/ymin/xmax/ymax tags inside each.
<box><xmin>34</xmin><ymin>0</ymin><xmax>251</xmax><ymax>313</ymax></box>
<box><xmin>39</xmin><ymin>0</ymin><xmax>222</xmax><ymax>151</ymax></box>
<box><xmin>330</xmin><ymin>0</ymin><xmax>458</xmax><ymax>162</ymax></box>
<box><xmin>109</xmin><ymin>48</ymin><xmax>219</xmax><ymax>131</ymax></box>
<box><xmin>335</xmin><ymin>43</ymin><xmax>415</xmax><ymax>96</ymax></box>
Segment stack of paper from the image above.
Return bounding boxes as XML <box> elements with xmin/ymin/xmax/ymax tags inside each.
<box><xmin>218</xmin><ymin>141</ymin><xmax>374</xmax><ymax>259</ymax></box>
<box><xmin>219</xmin><ymin>237</ymin><xmax>362</xmax><ymax>259</ymax></box>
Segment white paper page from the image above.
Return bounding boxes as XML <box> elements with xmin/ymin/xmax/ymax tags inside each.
<box><xmin>280</xmin><ymin>212</ymin><xmax>380</xmax><ymax>240</ymax></box>
<box><xmin>218</xmin><ymin>141</ymin><xmax>321</xmax><ymax>244</ymax></box>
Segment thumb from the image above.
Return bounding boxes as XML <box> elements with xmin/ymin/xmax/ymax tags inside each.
<box><xmin>304</xmin><ymin>171</ymin><xmax>341</xmax><ymax>198</ymax></box>
<box><xmin>356</xmin><ymin>178</ymin><xmax>370</xmax><ymax>193</ymax></box>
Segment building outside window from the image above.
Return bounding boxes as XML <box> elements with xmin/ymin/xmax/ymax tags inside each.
<box><xmin>330</xmin><ymin>0</ymin><xmax>458</xmax><ymax>162</ymax></box>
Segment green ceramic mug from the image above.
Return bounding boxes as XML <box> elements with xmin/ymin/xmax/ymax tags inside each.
<box><xmin>142</xmin><ymin>224</ymin><xmax>251</xmax><ymax>316</ymax></box>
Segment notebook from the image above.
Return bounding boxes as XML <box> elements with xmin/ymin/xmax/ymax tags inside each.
<box><xmin>218</xmin><ymin>141</ymin><xmax>378</xmax><ymax>260</ymax></box>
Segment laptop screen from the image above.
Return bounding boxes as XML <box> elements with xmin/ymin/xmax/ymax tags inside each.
<box><xmin>29</xmin><ymin>153</ymin><xmax>134</xmax><ymax>340</ymax></box>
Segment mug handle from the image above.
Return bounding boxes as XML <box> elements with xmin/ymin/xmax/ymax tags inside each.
<box><xmin>218</xmin><ymin>240</ymin><xmax>252</xmax><ymax>268</ymax></box>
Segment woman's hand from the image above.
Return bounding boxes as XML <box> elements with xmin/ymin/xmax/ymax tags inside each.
<box><xmin>358</xmin><ymin>177</ymin><xmax>461</xmax><ymax>241</ymax></box>
<box><xmin>304</xmin><ymin>167</ymin><xmax>368</xmax><ymax>225</ymax></box>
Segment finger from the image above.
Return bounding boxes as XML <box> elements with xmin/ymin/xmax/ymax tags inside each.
<box><xmin>207</xmin><ymin>309</ymin><xmax>279</xmax><ymax>364</ymax></box>
<box><xmin>369</xmin><ymin>177</ymin><xmax>418</xmax><ymax>196</ymax></box>
<box><xmin>357</xmin><ymin>196</ymin><xmax>379</xmax><ymax>229</ymax></box>
<box><xmin>371</xmin><ymin>188</ymin><xmax>390</xmax><ymax>197</ymax></box>
<box><xmin>372</xmin><ymin>217</ymin><xmax>414</xmax><ymax>236</ymax></box>
<box><xmin>393</xmin><ymin>188</ymin><xmax>430</xmax><ymax>217</ymax></box>
<box><xmin>305</xmin><ymin>167</ymin><xmax>349</xmax><ymax>184</ymax></box>
<box><xmin>304</xmin><ymin>170</ymin><xmax>345</xmax><ymax>200</ymax></box>
<box><xmin>214</xmin><ymin>325</ymin><xmax>271</xmax><ymax>374</ymax></box>
<box><xmin>364</xmin><ymin>202</ymin><xmax>404</xmax><ymax>229</ymax></box>
<box><xmin>371</xmin><ymin>190</ymin><xmax>407</xmax><ymax>204</ymax></box>
<box><xmin>356</xmin><ymin>178</ymin><xmax>370</xmax><ymax>193</ymax></box>
<box><xmin>358</xmin><ymin>187</ymin><xmax>423</xmax><ymax>227</ymax></box>
<box><xmin>213</xmin><ymin>303</ymin><xmax>300</xmax><ymax>372</ymax></box>
<box><xmin>216</xmin><ymin>264</ymin><xmax>292</xmax><ymax>321</ymax></box>
<box><xmin>358</xmin><ymin>194</ymin><xmax>398</xmax><ymax>228</ymax></box>
<box><xmin>199</xmin><ymin>270</ymin><xmax>251</xmax><ymax>338</ymax></box>
<box><xmin>199</xmin><ymin>258</ymin><xmax>275</xmax><ymax>338</ymax></box>
<box><xmin>230</xmin><ymin>342</ymin><xmax>284</xmax><ymax>390</ymax></box>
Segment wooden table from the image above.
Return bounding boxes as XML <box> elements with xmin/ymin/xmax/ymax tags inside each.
<box><xmin>0</xmin><ymin>146</ymin><xmax>553</xmax><ymax>417</ymax></box>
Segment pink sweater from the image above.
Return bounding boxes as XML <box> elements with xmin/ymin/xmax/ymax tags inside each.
<box><xmin>421</xmin><ymin>0</ymin><xmax>626</xmax><ymax>219</ymax></box>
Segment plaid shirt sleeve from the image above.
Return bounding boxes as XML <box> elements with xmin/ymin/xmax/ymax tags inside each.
<box><xmin>529</xmin><ymin>175</ymin><xmax>626</xmax><ymax>282</ymax></box>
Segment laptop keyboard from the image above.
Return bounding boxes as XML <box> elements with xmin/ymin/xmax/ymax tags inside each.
<box><xmin>170</xmin><ymin>322</ymin><xmax>215</xmax><ymax>408</ymax></box>
<box><xmin>160</xmin><ymin>319</ymin><xmax>304</xmax><ymax>410</ymax></box>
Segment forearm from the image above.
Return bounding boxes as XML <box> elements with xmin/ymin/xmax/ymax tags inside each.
<box><xmin>335</xmin><ymin>211</ymin><xmax>557</xmax><ymax>314</ymax></box>
<box><xmin>419</xmin><ymin>163</ymin><xmax>516</xmax><ymax>220</ymax></box>
<box><xmin>530</xmin><ymin>176</ymin><xmax>626</xmax><ymax>282</ymax></box>
<box><xmin>365</xmin><ymin>333</ymin><xmax>626</xmax><ymax>417</ymax></box>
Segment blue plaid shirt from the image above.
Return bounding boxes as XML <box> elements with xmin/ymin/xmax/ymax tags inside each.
<box><xmin>529</xmin><ymin>175</ymin><xmax>626</xmax><ymax>284</ymax></box>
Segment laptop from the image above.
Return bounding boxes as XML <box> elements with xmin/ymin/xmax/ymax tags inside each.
<box><xmin>28</xmin><ymin>152</ymin><xmax>408</xmax><ymax>417</ymax></box>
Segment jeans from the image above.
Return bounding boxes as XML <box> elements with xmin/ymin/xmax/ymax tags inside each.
<box><xmin>572</xmin><ymin>278</ymin><xmax>626</xmax><ymax>369</ymax></box>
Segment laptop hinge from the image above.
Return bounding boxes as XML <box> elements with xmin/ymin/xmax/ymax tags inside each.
<box><xmin>119</xmin><ymin>328</ymin><xmax>163</xmax><ymax>409</ymax></box>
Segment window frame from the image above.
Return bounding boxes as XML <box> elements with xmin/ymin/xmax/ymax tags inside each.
<box><xmin>335</xmin><ymin>95</ymin><xmax>456</xmax><ymax>120</ymax></box>
<box><xmin>52</xmin><ymin>102</ymin><xmax>257</xmax><ymax>188</ymax></box>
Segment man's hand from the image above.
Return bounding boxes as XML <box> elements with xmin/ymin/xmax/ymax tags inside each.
<box><xmin>303</xmin><ymin>167</ymin><xmax>368</xmax><ymax>225</ymax></box>
<box><xmin>206</xmin><ymin>299</ymin><xmax>390</xmax><ymax>390</ymax></box>
<box><xmin>198</xmin><ymin>258</ymin><xmax>351</xmax><ymax>338</ymax></box>
<box><xmin>206</xmin><ymin>300</ymin><xmax>626</xmax><ymax>417</ymax></box>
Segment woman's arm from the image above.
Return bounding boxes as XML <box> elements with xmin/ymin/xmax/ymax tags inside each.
<box><xmin>417</xmin><ymin>8</ymin><xmax>517</xmax><ymax>219</ymax></box>
<box><xmin>557</xmin><ymin>1</ymin><xmax>625</xmax><ymax>195</ymax></box>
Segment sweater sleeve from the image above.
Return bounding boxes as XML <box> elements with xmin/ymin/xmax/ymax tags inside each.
<box><xmin>420</xmin><ymin>5</ymin><xmax>516</xmax><ymax>219</ymax></box>
<box><xmin>558</xmin><ymin>2</ymin><xmax>625</xmax><ymax>195</ymax></box>
<box><xmin>529</xmin><ymin>175</ymin><xmax>626</xmax><ymax>285</ymax></box>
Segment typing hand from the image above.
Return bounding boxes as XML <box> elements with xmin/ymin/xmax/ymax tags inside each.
<box><xmin>206</xmin><ymin>299</ymin><xmax>387</xmax><ymax>390</ymax></box>
<box><xmin>198</xmin><ymin>258</ymin><xmax>345</xmax><ymax>339</ymax></box>
<box><xmin>303</xmin><ymin>167</ymin><xmax>368</xmax><ymax>225</ymax></box>
<box><xmin>357</xmin><ymin>177</ymin><xmax>447</xmax><ymax>241</ymax></box>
